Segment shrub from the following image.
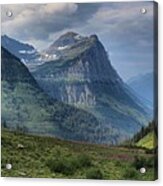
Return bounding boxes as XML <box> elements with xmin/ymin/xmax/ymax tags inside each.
<box><xmin>115</xmin><ymin>160</ymin><xmax>122</xmax><ymax>166</ymax></box>
<box><xmin>133</xmin><ymin>156</ymin><xmax>144</xmax><ymax>170</ymax></box>
<box><xmin>146</xmin><ymin>157</ymin><xmax>154</xmax><ymax>168</ymax></box>
<box><xmin>46</xmin><ymin>157</ymin><xmax>76</xmax><ymax>175</ymax></box>
<box><xmin>133</xmin><ymin>156</ymin><xmax>154</xmax><ymax>170</ymax></box>
<box><xmin>145</xmin><ymin>149</ymin><xmax>154</xmax><ymax>154</ymax></box>
<box><xmin>86</xmin><ymin>168</ymin><xmax>103</xmax><ymax>179</ymax></box>
<box><xmin>78</xmin><ymin>154</ymin><xmax>92</xmax><ymax>167</ymax></box>
<box><xmin>123</xmin><ymin>168</ymin><xmax>138</xmax><ymax>179</ymax></box>
<box><xmin>47</xmin><ymin>154</ymin><xmax>92</xmax><ymax>175</ymax></box>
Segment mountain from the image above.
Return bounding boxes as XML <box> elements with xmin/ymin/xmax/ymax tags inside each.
<box><xmin>32</xmin><ymin>32</ymin><xmax>150</xmax><ymax>144</ymax></box>
<box><xmin>1</xmin><ymin>47</ymin><xmax>107</xmax><ymax>143</ymax></box>
<box><xmin>45</xmin><ymin>32</ymin><xmax>86</xmax><ymax>57</ymax></box>
<box><xmin>127</xmin><ymin>72</ymin><xmax>154</xmax><ymax>108</ymax></box>
<box><xmin>1</xmin><ymin>35</ymin><xmax>40</xmax><ymax>64</ymax></box>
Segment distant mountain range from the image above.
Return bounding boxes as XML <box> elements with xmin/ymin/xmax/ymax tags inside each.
<box><xmin>127</xmin><ymin>72</ymin><xmax>154</xmax><ymax>108</ymax></box>
<box><xmin>1</xmin><ymin>33</ymin><xmax>152</xmax><ymax>144</ymax></box>
<box><xmin>1</xmin><ymin>35</ymin><xmax>40</xmax><ymax>64</ymax></box>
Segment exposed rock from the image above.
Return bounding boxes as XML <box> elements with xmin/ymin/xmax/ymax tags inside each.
<box><xmin>18</xmin><ymin>171</ymin><xmax>26</xmax><ymax>176</ymax></box>
<box><xmin>33</xmin><ymin>32</ymin><xmax>150</xmax><ymax>144</ymax></box>
<box><xmin>17</xmin><ymin>144</ymin><xmax>24</xmax><ymax>149</ymax></box>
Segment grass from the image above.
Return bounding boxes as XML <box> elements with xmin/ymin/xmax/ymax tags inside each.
<box><xmin>86</xmin><ymin>168</ymin><xmax>103</xmax><ymax>179</ymax></box>
<box><xmin>136</xmin><ymin>131</ymin><xmax>157</xmax><ymax>150</ymax></box>
<box><xmin>46</xmin><ymin>154</ymin><xmax>92</xmax><ymax>175</ymax></box>
<box><xmin>1</xmin><ymin>130</ymin><xmax>157</xmax><ymax>180</ymax></box>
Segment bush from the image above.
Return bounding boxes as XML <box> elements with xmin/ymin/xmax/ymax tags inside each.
<box><xmin>133</xmin><ymin>156</ymin><xmax>144</xmax><ymax>170</ymax></box>
<box><xmin>123</xmin><ymin>168</ymin><xmax>138</xmax><ymax>179</ymax></box>
<box><xmin>86</xmin><ymin>168</ymin><xmax>103</xmax><ymax>179</ymax></box>
<box><xmin>133</xmin><ymin>156</ymin><xmax>154</xmax><ymax>170</ymax></box>
<box><xmin>78</xmin><ymin>154</ymin><xmax>92</xmax><ymax>167</ymax></box>
<box><xmin>47</xmin><ymin>154</ymin><xmax>92</xmax><ymax>175</ymax></box>
<box><xmin>145</xmin><ymin>149</ymin><xmax>154</xmax><ymax>154</ymax></box>
<box><xmin>46</xmin><ymin>157</ymin><xmax>76</xmax><ymax>175</ymax></box>
<box><xmin>115</xmin><ymin>160</ymin><xmax>122</xmax><ymax>166</ymax></box>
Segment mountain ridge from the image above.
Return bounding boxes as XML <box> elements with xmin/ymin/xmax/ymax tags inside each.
<box><xmin>32</xmin><ymin>32</ymin><xmax>150</xmax><ymax>143</ymax></box>
<box><xmin>2</xmin><ymin>46</ymin><xmax>110</xmax><ymax>144</ymax></box>
<box><xmin>1</xmin><ymin>35</ymin><xmax>40</xmax><ymax>63</ymax></box>
<box><xmin>127</xmin><ymin>72</ymin><xmax>153</xmax><ymax>108</ymax></box>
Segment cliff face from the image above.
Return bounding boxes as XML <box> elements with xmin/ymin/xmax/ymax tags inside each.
<box><xmin>35</xmin><ymin>34</ymin><xmax>121</xmax><ymax>106</ymax></box>
<box><xmin>2</xmin><ymin>47</ymin><xmax>105</xmax><ymax>144</ymax></box>
<box><xmin>33</xmin><ymin>32</ymin><xmax>150</xmax><ymax>144</ymax></box>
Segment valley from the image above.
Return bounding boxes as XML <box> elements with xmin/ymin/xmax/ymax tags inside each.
<box><xmin>1</xmin><ymin>1</ymin><xmax>157</xmax><ymax>181</ymax></box>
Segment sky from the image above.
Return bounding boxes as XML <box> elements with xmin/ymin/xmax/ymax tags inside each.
<box><xmin>1</xmin><ymin>2</ymin><xmax>155</xmax><ymax>81</ymax></box>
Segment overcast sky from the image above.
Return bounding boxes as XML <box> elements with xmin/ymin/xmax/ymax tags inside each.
<box><xmin>1</xmin><ymin>2</ymin><xmax>155</xmax><ymax>81</ymax></box>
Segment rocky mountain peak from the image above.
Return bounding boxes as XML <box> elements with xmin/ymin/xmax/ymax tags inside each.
<box><xmin>90</xmin><ymin>34</ymin><xmax>98</xmax><ymax>41</ymax></box>
<box><xmin>1</xmin><ymin>32</ymin><xmax>150</xmax><ymax>145</ymax></box>
<box><xmin>45</xmin><ymin>32</ymin><xmax>102</xmax><ymax>60</ymax></box>
<box><xmin>1</xmin><ymin>35</ymin><xmax>39</xmax><ymax>64</ymax></box>
<box><xmin>2</xmin><ymin>34</ymin><xmax>9</xmax><ymax>40</ymax></box>
<box><xmin>2</xmin><ymin>35</ymin><xmax>34</xmax><ymax>50</ymax></box>
<box><xmin>50</xmin><ymin>32</ymin><xmax>84</xmax><ymax>48</ymax></box>
<box><xmin>1</xmin><ymin>47</ymin><xmax>37</xmax><ymax>86</ymax></box>
<box><xmin>60</xmin><ymin>31</ymin><xmax>79</xmax><ymax>38</ymax></box>
<box><xmin>31</xmin><ymin>32</ymin><xmax>150</xmax><ymax>144</ymax></box>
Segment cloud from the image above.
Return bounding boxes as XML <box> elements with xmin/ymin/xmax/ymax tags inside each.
<box><xmin>85</xmin><ymin>2</ymin><xmax>154</xmax><ymax>45</ymax></box>
<box><xmin>1</xmin><ymin>4</ymin><xmax>78</xmax><ymax>40</ymax></box>
<box><xmin>1</xmin><ymin>3</ymin><xmax>100</xmax><ymax>42</ymax></box>
<box><xmin>76</xmin><ymin>2</ymin><xmax>154</xmax><ymax>80</ymax></box>
<box><xmin>1</xmin><ymin>2</ymin><xmax>155</xmax><ymax>80</ymax></box>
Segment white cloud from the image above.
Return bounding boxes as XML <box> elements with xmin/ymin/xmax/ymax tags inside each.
<box><xmin>1</xmin><ymin>3</ymin><xmax>78</xmax><ymax>40</ymax></box>
<box><xmin>41</xmin><ymin>3</ymin><xmax>77</xmax><ymax>15</ymax></box>
<box><xmin>1</xmin><ymin>2</ymin><xmax>155</xmax><ymax>80</ymax></box>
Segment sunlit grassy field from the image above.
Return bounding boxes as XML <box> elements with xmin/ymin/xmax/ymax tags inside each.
<box><xmin>136</xmin><ymin>131</ymin><xmax>157</xmax><ymax>150</ymax></box>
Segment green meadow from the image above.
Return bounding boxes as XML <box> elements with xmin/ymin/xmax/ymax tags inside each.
<box><xmin>1</xmin><ymin>130</ymin><xmax>157</xmax><ymax>180</ymax></box>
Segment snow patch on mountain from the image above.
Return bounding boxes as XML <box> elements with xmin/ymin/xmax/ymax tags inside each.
<box><xmin>19</xmin><ymin>49</ymin><xmax>36</xmax><ymax>54</ymax></box>
<box><xmin>57</xmin><ymin>45</ymin><xmax>70</xmax><ymax>50</ymax></box>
